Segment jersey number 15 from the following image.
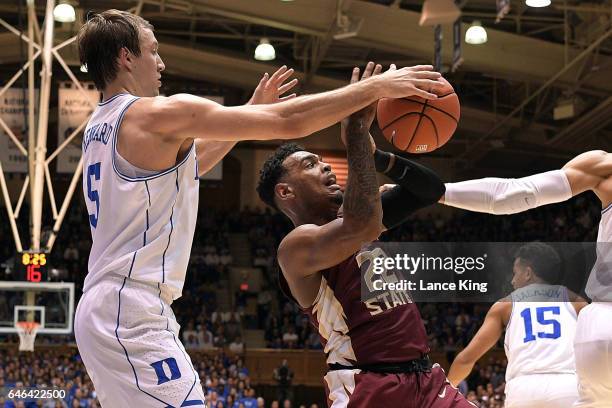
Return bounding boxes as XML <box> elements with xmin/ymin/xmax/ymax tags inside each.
<box><xmin>520</xmin><ymin>306</ymin><xmax>561</xmax><ymax>343</ymax></box>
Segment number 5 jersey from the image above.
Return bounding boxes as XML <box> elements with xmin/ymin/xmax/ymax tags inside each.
<box><xmin>81</xmin><ymin>93</ymin><xmax>199</xmax><ymax>300</ymax></box>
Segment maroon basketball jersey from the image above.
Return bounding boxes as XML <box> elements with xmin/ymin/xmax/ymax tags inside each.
<box><xmin>281</xmin><ymin>248</ymin><xmax>429</xmax><ymax>366</ymax></box>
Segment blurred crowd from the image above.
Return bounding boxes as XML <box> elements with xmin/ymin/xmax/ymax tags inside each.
<box><xmin>0</xmin><ymin>349</ymin><xmax>321</xmax><ymax>408</ymax></box>
<box><xmin>0</xmin><ymin>189</ymin><xmax>603</xmax><ymax>408</ymax></box>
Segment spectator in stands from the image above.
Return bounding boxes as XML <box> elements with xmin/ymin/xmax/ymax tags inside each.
<box><xmin>182</xmin><ymin>321</ymin><xmax>198</xmax><ymax>344</ymax></box>
<box><xmin>185</xmin><ymin>333</ymin><xmax>199</xmax><ymax>349</ymax></box>
<box><xmin>214</xmin><ymin>325</ymin><xmax>227</xmax><ymax>348</ymax></box>
<box><xmin>199</xmin><ymin>326</ymin><xmax>215</xmax><ymax>350</ymax></box>
<box><xmin>63</xmin><ymin>242</ymin><xmax>79</xmax><ymax>262</ymax></box>
<box><xmin>281</xmin><ymin>326</ymin><xmax>298</xmax><ymax>349</ymax></box>
<box><xmin>236</xmin><ymin>388</ymin><xmax>257</xmax><ymax>408</ymax></box>
<box><xmin>229</xmin><ymin>336</ymin><xmax>244</xmax><ymax>354</ymax></box>
<box><xmin>273</xmin><ymin>360</ymin><xmax>293</xmax><ymax>404</ymax></box>
<box><xmin>256</xmin><ymin>288</ymin><xmax>273</xmax><ymax>328</ymax></box>
<box><xmin>225</xmin><ymin>314</ymin><xmax>241</xmax><ymax>343</ymax></box>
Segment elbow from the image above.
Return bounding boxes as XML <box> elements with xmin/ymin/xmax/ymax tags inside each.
<box><xmin>346</xmin><ymin>215</ymin><xmax>384</xmax><ymax>244</ymax></box>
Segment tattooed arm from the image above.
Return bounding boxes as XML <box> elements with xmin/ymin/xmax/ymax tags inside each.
<box><xmin>341</xmin><ymin>115</ymin><xmax>383</xmax><ymax>228</ymax></box>
<box><xmin>277</xmin><ymin>63</ymin><xmax>384</xmax><ymax>308</ymax></box>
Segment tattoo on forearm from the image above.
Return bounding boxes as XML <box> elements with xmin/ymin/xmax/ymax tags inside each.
<box><xmin>343</xmin><ymin>118</ymin><xmax>381</xmax><ymax>220</ymax></box>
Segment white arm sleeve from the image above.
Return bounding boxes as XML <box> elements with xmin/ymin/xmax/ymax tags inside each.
<box><xmin>443</xmin><ymin>170</ymin><xmax>573</xmax><ymax>215</ymax></box>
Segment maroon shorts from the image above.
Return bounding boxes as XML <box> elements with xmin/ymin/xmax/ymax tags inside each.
<box><xmin>323</xmin><ymin>364</ymin><xmax>476</xmax><ymax>408</ymax></box>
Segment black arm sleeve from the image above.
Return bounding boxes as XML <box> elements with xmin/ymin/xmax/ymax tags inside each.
<box><xmin>374</xmin><ymin>149</ymin><xmax>446</xmax><ymax>230</ymax></box>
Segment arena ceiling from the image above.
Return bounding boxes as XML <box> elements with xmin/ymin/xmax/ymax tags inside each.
<box><xmin>0</xmin><ymin>0</ymin><xmax>611</xmax><ymax>175</ymax></box>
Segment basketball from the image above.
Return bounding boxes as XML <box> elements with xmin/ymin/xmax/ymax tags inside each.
<box><xmin>377</xmin><ymin>77</ymin><xmax>460</xmax><ymax>154</ymax></box>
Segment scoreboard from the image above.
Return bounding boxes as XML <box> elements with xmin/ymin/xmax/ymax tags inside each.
<box><xmin>16</xmin><ymin>252</ymin><xmax>48</xmax><ymax>282</ymax></box>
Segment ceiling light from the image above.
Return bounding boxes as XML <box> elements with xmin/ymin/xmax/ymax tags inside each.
<box><xmin>53</xmin><ymin>2</ymin><xmax>76</xmax><ymax>23</ymax></box>
<box><xmin>525</xmin><ymin>0</ymin><xmax>551</xmax><ymax>7</ymax></box>
<box><xmin>254</xmin><ymin>38</ymin><xmax>275</xmax><ymax>61</ymax></box>
<box><xmin>465</xmin><ymin>21</ymin><xmax>487</xmax><ymax>45</ymax></box>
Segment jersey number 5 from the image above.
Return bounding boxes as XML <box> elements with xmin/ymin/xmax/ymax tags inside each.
<box><xmin>520</xmin><ymin>306</ymin><xmax>561</xmax><ymax>343</ymax></box>
<box><xmin>87</xmin><ymin>162</ymin><xmax>101</xmax><ymax>228</ymax></box>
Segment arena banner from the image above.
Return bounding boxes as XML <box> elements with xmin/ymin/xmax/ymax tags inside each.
<box><xmin>359</xmin><ymin>242</ymin><xmax>605</xmax><ymax>303</ymax></box>
<box><xmin>56</xmin><ymin>82</ymin><xmax>99</xmax><ymax>173</ymax></box>
<box><xmin>0</xmin><ymin>88</ymin><xmax>39</xmax><ymax>173</ymax></box>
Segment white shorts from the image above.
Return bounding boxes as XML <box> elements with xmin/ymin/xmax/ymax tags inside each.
<box><xmin>573</xmin><ymin>303</ymin><xmax>612</xmax><ymax>408</ymax></box>
<box><xmin>74</xmin><ymin>275</ymin><xmax>205</xmax><ymax>408</ymax></box>
<box><xmin>505</xmin><ymin>373</ymin><xmax>578</xmax><ymax>408</ymax></box>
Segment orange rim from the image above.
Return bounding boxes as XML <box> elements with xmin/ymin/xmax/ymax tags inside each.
<box><xmin>16</xmin><ymin>322</ymin><xmax>40</xmax><ymax>333</ymax></box>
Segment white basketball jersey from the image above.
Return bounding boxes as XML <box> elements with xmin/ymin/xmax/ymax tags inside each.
<box><xmin>81</xmin><ymin>93</ymin><xmax>199</xmax><ymax>299</ymax></box>
<box><xmin>585</xmin><ymin>204</ymin><xmax>612</xmax><ymax>302</ymax></box>
<box><xmin>504</xmin><ymin>284</ymin><xmax>577</xmax><ymax>382</ymax></box>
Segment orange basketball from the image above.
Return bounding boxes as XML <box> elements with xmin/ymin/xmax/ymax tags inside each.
<box><xmin>377</xmin><ymin>77</ymin><xmax>460</xmax><ymax>154</ymax></box>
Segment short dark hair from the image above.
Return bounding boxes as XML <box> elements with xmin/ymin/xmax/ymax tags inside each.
<box><xmin>257</xmin><ymin>143</ymin><xmax>304</xmax><ymax>210</ymax></box>
<box><xmin>514</xmin><ymin>242</ymin><xmax>562</xmax><ymax>284</ymax></box>
<box><xmin>77</xmin><ymin>9</ymin><xmax>153</xmax><ymax>90</ymax></box>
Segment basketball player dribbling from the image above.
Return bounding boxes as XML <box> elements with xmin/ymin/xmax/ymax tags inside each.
<box><xmin>73</xmin><ymin>9</ymin><xmax>444</xmax><ymax>408</ymax></box>
<box><xmin>257</xmin><ymin>63</ymin><xmax>474</xmax><ymax>408</ymax></box>
<box><xmin>447</xmin><ymin>242</ymin><xmax>588</xmax><ymax>408</ymax></box>
<box><xmin>440</xmin><ymin>151</ymin><xmax>612</xmax><ymax>407</ymax></box>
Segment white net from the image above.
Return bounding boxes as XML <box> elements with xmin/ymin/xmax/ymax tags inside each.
<box><xmin>16</xmin><ymin>322</ymin><xmax>39</xmax><ymax>352</ymax></box>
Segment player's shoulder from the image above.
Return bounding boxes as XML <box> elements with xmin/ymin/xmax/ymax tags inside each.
<box><xmin>126</xmin><ymin>95</ymin><xmax>170</xmax><ymax>115</ymax></box>
<box><xmin>490</xmin><ymin>299</ymin><xmax>512</xmax><ymax>321</ymax></box>
<box><xmin>564</xmin><ymin>150</ymin><xmax>609</xmax><ymax>170</ymax></box>
<box><xmin>279</xmin><ymin>224</ymin><xmax>318</xmax><ymax>253</ymax></box>
<box><xmin>278</xmin><ymin>224</ymin><xmax>323</xmax><ymax>267</ymax></box>
<box><xmin>127</xmin><ymin>94</ymin><xmax>213</xmax><ymax>116</ymax></box>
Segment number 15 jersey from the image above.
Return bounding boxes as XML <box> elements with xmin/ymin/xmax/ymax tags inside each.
<box><xmin>504</xmin><ymin>283</ymin><xmax>577</xmax><ymax>382</ymax></box>
<box><xmin>81</xmin><ymin>94</ymin><xmax>199</xmax><ymax>300</ymax></box>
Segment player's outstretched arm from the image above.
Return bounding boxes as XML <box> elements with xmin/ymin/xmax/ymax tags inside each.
<box><xmin>447</xmin><ymin>301</ymin><xmax>509</xmax><ymax>387</ymax></box>
<box><xmin>133</xmin><ymin>63</ymin><xmax>442</xmax><ymax>143</ymax></box>
<box><xmin>196</xmin><ymin>66</ymin><xmax>298</xmax><ymax>177</ymax></box>
<box><xmin>440</xmin><ymin>170</ymin><xmax>573</xmax><ymax>215</ymax></box>
<box><xmin>278</xmin><ymin>64</ymin><xmax>384</xmax><ymax>308</ymax></box>
<box><xmin>440</xmin><ymin>150</ymin><xmax>611</xmax><ymax>214</ymax></box>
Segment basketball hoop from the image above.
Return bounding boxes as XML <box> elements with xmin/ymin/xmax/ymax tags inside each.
<box><xmin>16</xmin><ymin>321</ymin><xmax>39</xmax><ymax>352</ymax></box>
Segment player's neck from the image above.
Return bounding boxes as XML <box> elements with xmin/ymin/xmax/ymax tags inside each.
<box><xmin>102</xmin><ymin>75</ymin><xmax>142</xmax><ymax>101</ymax></box>
<box><xmin>290</xmin><ymin>210</ymin><xmax>336</xmax><ymax>228</ymax></box>
<box><xmin>102</xmin><ymin>84</ymin><xmax>131</xmax><ymax>102</ymax></box>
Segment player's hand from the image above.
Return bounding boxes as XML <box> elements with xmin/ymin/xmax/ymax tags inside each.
<box><xmin>347</xmin><ymin>62</ymin><xmax>383</xmax><ymax>126</ymax></box>
<box><xmin>248</xmin><ymin>65</ymin><xmax>298</xmax><ymax>105</ymax></box>
<box><xmin>374</xmin><ymin>64</ymin><xmax>443</xmax><ymax>100</ymax></box>
<box><xmin>341</xmin><ymin>62</ymin><xmax>381</xmax><ymax>152</ymax></box>
<box><xmin>379</xmin><ymin>184</ymin><xmax>397</xmax><ymax>194</ymax></box>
